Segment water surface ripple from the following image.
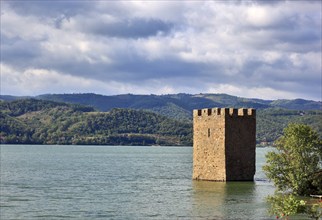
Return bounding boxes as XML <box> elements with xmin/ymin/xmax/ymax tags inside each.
<box><xmin>1</xmin><ymin>145</ymin><xmax>275</xmax><ymax>219</ymax></box>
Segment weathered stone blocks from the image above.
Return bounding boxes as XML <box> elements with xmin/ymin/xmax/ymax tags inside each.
<box><xmin>192</xmin><ymin>108</ymin><xmax>256</xmax><ymax>181</ymax></box>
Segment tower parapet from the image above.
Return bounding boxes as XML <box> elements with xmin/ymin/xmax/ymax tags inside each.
<box><xmin>193</xmin><ymin>108</ymin><xmax>255</xmax><ymax>117</ymax></box>
<box><xmin>193</xmin><ymin>107</ymin><xmax>256</xmax><ymax>181</ymax></box>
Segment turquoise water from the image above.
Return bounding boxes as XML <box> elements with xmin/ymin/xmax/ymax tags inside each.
<box><xmin>1</xmin><ymin>145</ymin><xmax>275</xmax><ymax>219</ymax></box>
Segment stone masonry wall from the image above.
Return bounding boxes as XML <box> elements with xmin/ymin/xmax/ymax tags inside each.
<box><xmin>193</xmin><ymin>108</ymin><xmax>226</xmax><ymax>181</ymax></box>
<box><xmin>225</xmin><ymin>108</ymin><xmax>256</xmax><ymax>181</ymax></box>
<box><xmin>192</xmin><ymin>108</ymin><xmax>256</xmax><ymax>181</ymax></box>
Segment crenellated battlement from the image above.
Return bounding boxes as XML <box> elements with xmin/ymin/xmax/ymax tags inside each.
<box><xmin>193</xmin><ymin>107</ymin><xmax>256</xmax><ymax>118</ymax></box>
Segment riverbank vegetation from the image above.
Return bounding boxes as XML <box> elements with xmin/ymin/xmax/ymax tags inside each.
<box><xmin>263</xmin><ymin>124</ymin><xmax>322</xmax><ymax>219</ymax></box>
<box><xmin>1</xmin><ymin>98</ymin><xmax>321</xmax><ymax>146</ymax></box>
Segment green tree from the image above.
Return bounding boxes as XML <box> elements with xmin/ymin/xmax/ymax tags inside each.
<box><xmin>263</xmin><ymin>123</ymin><xmax>322</xmax><ymax>196</ymax></box>
<box><xmin>266</xmin><ymin>194</ymin><xmax>306</xmax><ymax>219</ymax></box>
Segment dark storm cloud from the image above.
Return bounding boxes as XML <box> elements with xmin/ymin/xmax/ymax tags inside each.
<box><xmin>0</xmin><ymin>35</ymin><xmax>43</xmax><ymax>67</ymax></box>
<box><xmin>275</xmin><ymin>29</ymin><xmax>320</xmax><ymax>45</ymax></box>
<box><xmin>5</xmin><ymin>1</ymin><xmax>174</xmax><ymax>38</ymax></box>
<box><xmin>113</xmin><ymin>58</ymin><xmax>208</xmax><ymax>80</ymax></box>
<box><xmin>82</xmin><ymin>18</ymin><xmax>174</xmax><ymax>38</ymax></box>
<box><xmin>37</xmin><ymin>54</ymin><xmax>207</xmax><ymax>83</ymax></box>
<box><xmin>5</xmin><ymin>1</ymin><xmax>91</xmax><ymax>18</ymax></box>
<box><xmin>1</xmin><ymin>1</ymin><xmax>321</xmax><ymax>100</ymax></box>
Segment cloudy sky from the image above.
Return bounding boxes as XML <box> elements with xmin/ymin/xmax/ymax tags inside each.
<box><xmin>1</xmin><ymin>1</ymin><xmax>321</xmax><ymax>100</ymax></box>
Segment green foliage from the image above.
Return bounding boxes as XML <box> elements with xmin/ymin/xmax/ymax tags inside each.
<box><xmin>33</xmin><ymin>93</ymin><xmax>322</xmax><ymax>142</ymax></box>
<box><xmin>0</xmin><ymin>99</ymin><xmax>192</xmax><ymax>146</ymax></box>
<box><xmin>263</xmin><ymin>124</ymin><xmax>322</xmax><ymax>196</ymax></box>
<box><xmin>32</xmin><ymin>93</ymin><xmax>321</xmax><ymax>118</ymax></box>
<box><xmin>1</xmin><ymin>98</ymin><xmax>322</xmax><ymax>147</ymax></box>
<box><xmin>267</xmin><ymin>194</ymin><xmax>306</xmax><ymax>219</ymax></box>
<box><xmin>0</xmin><ymin>112</ymin><xmax>34</xmax><ymax>144</ymax></box>
<box><xmin>257</xmin><ymin>109</ymin><xmax>322</xmax><ymax>144</ymax></box>
<box><xmin>264</xmin><ymin>123</ymin><xmax>322</xmax><ymax>219</ymax></box>
<box><xmin>270</xmin><ymin>99</ymin><xmax>321</xmax><ymax>111</ymax></box>
<box><xmin>305</xmin><ymin>202</ymin><xmax>322</xmax><ymax>220</ymax></box>
<box><xmin>267</xmin><ymin>195</ymin><xmax>322</xmax><ymax>220</ymax></box>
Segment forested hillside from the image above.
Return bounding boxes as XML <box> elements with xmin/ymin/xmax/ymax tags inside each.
<box><xmin>0</xmin><ymin>99</ymin><xmax>192</xmax><ymax>146</ymax></box>
<box><xmin>1</xmin><ymin>95</ymin><xmax>321</xmax><ymax>146</ymax></box>
<box><xmin>2</xmin><ymin>93</ymin><xmax>320</xmax><ymax>120</ymax></box>
<box><xmin>256</xmin><ymin>108</ymin><xmax>322</xmax><ymax>145</ymax></box>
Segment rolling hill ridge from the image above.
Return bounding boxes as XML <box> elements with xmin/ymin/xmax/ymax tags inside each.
<box><xmin>1</xmin><ymin>93</ymin><xmax>321</xmax><ymax>146</ymax></box>
<box><xmin>0</xmin><ymin>99</ymin><xmax>192</xmax><ymax>146</ymax></box>
<box><xmin>1</xmin><ymin>93</ymin><xmax>320</xmax><ymax>120</ymax></box>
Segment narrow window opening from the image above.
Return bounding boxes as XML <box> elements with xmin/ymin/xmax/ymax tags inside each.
<box><xmin>208</xmin><ymin>128</ymin><xmax>211</xmax><ymax>137</ymax></box>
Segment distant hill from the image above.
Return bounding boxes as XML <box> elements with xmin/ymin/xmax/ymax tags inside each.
<box><xmin>1</xmin><ymin>94</ymin><xmax>321</xmax><ymax>146</ymax></box>
<box><xmin>269</xmin><ymin>99</ymin><xmax>321</xmax><ymax>110</ymax></box>
<box><xmin>0</xmin><ymin>95</ymin><xmax>32</xmax><ymax>101</ymax></box>
<box><xmin>256</xmin><ymin>108</ymin><xmax>321</xmax><ymax>144</ymax></box>
<box><xmin>0</xmin><ymin>99</ymin><xmax>192</xmax><ymax>146</ymax></box>
<box><xmin>2</xmin><ymin>93</ymin><xmax>318</xmax><ymax>120</ymax></box>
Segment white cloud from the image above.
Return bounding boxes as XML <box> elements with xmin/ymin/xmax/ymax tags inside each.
<box><xmin>206</xmin><ymin>84</ymin><xmax>304</xmax><ymax>101</ymax></box>
<box><xmin>0</xmin><ymin>64</ymin><xmax>110</xmax><ymax>95</ymax></box>
<box><xmin>0</xmin><ymin>64</ymin><xmax>190</xmax><ymax>96</ymax></box>
<box><xmin>262</xmin><ymin>51</ymin><xmax>283</xmax><ymax>64</ymax></box>
<box><xmin>245</xmin><ymin>5</ymin><xmax>283</xmax><ymax>27</ymax></box>
<box><xmin>1</xmin><ymin>8</ymin><xmax>50</xmax><ymax>41</ymax></box>
<box><xmin>1</xmin><ymin>1</ymin><xmax>321</xmax><ymax>101</ymax></box>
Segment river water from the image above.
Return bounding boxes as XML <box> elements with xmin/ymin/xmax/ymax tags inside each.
<box><xmin>1</xmin><ymin>145</ymin><xmax>275</xmax><ymax>219</ymax></box>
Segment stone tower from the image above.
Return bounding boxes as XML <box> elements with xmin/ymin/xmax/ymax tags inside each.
<box><xmin>192</xmin><ymin>108</ymin><xmax>256</xmax><ymax>181</ymax></box>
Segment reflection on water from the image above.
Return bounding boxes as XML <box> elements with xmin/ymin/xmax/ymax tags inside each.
<box><xmin>192</xmin><ymin>181</ymin><xmax>272</xmax><ymax>220</ymax></box>
<box><xmin>192</xmin><ymin>181</ymin><xmax>227</xmax><ymax>219</ymax></box>
<box><xmin>1</xmin><ymin>145</ymin><xmax>275</xmax><ymax>219</ymax></box>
